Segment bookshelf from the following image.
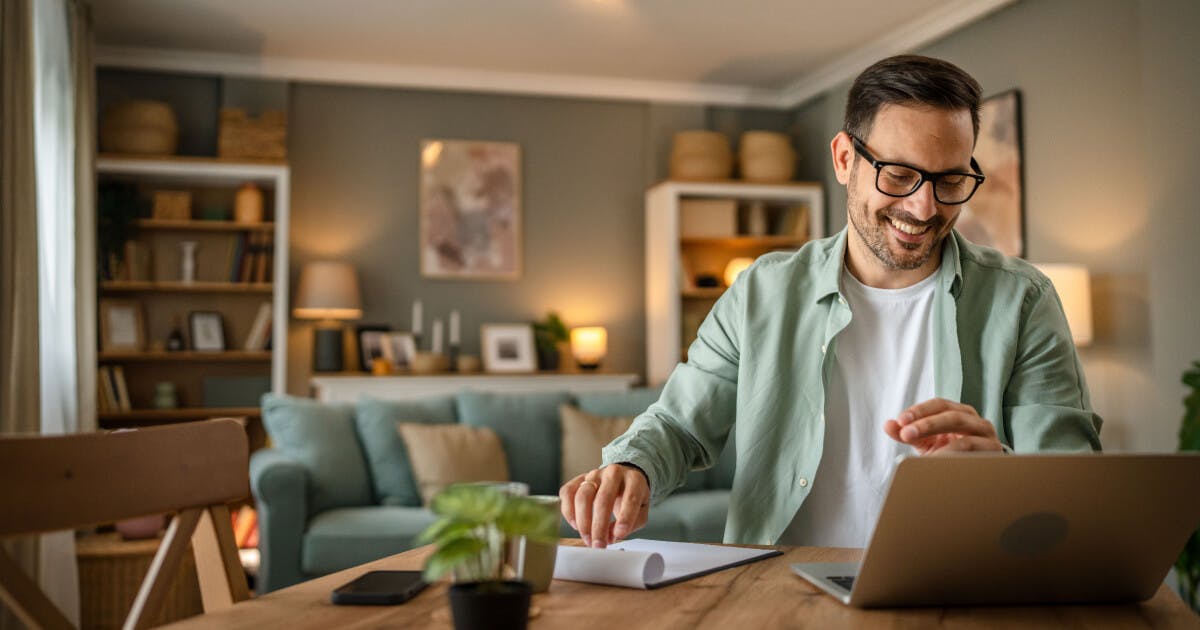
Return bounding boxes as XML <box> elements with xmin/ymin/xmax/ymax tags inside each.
<box><xmin>95</xmin><ymin>155</ymin><xmax>289</xmax><ymax>446</ymax></box>
<box><xmin>645</xmin><ymin>180</ymin><xmax>824</xmax><ymax>386</ymax></box>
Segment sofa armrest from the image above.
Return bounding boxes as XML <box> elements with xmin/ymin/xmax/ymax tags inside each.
<box><xmin>250</xmin><ymin>448</ymin><xmax>309</xmax><ymax>593</ymax></box>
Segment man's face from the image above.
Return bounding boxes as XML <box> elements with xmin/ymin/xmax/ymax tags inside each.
<box><xmin>837</xmin><ymin>104</ymin><xmax>975</xmax><ymax>276</ymax></box>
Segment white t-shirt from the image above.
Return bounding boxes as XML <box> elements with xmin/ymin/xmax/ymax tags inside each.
<box><xmin>778</xmin><ymin>266</ymin><xmax>937</xmax><ymax>548</ymax></box>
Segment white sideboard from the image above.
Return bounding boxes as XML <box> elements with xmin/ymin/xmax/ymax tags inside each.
<box><xmin>310</xmin><ymin>372</ymin><xmax>642</xmax><ymax>403</ymax></box>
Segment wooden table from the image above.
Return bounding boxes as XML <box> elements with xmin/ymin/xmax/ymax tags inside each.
<box><xmin>163</xmin><ymin>542</ymin><xmax>1199</xmax><ymax>629</ymax></box>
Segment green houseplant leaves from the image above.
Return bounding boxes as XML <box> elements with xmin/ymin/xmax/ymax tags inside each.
<box><xmin>1176</xmin><ymin>361</ymin><xmax>1200</xmax><ymax>611</ymax></box>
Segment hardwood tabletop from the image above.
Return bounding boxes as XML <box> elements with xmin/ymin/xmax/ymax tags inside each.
<box><xmin>163</xmin><ymin>541</ymin><xmax>1199</xmax><ymax>629</ymax></box>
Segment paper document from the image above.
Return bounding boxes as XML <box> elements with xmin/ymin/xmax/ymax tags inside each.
<box><xmin>553</xmin><ymin>539</ymin><xmax>782</xmax><ymax>589</ymax></box>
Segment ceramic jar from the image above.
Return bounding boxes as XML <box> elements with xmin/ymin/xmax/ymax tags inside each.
<box><xmin>669</xmin><ymin>131</ymin><xmax>733</xmax><ymax>181</ymax></box>
<box><xmin>234</xmin><ymin>183</ymin><xmax>264</xmax><ymax>224</ymax></box>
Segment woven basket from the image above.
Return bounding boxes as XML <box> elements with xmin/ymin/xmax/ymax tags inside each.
<box><xmin>218</xmin><ymin>108</ymin><xmax>288</xmax><ymax>160</ymax></box>
<box><xmin>77</xmin><ymin>533</ymin><xmax>204</xmax><ymax>628</ymax></box>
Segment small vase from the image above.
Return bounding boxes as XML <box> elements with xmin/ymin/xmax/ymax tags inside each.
<box><xmin>234</xmin><ymin>183</ymin><xmax>264</xmax><ymax>224</ymax></box>
<box><xmin>180</xmin><ymin>241</ymin><xmax>198</xmax><ymax>283</ymax></box>
<box><xmin>448</xmin><ymin>581</ymin><xmax>532</xmax><ymax>630</ymax></box>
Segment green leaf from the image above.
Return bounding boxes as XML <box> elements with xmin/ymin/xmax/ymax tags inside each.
<box><xmin>429</xmin><ymin>484</ymin><xmax>505</xmax><ymax>521</ymax></box>
<box><xmin>417</xmin><ymin>517</ymin><xmax>480</xmax><ymax>546</ymax></box>
<box><xmin>495</xmin><ymin>496</ymin><xmax>559</xmax><ymax>542</ymax></box>
<box><xmin>423</xmin><ymin>536</ymin><xmax>487</xmax><ymax>582</ymax></box>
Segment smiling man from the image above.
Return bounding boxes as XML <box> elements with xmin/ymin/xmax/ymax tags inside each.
<box><xmin>561</xmin><ymin>55</ymin><xmax>1102</xmax><ymax>549</ymax></box>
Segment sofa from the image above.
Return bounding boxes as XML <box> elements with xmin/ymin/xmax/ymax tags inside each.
<box><xmin>251</xmin><ymin>388</ymin><xmax>736</xmax><ymax>593</ymax></box>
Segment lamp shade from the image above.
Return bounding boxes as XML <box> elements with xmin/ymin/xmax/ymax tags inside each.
<box><xmin>570</xmin><ymin>327</ymin><xmax>608</xmax><ymax>369</ymax></box>
<box><xmin>724</xmin><ymin>257</ymin><xmax>755</xmax><ymax>287</ymax></box>
<box><xmin>293</xmin><ymin>261</ymin><xmax>363</xmax><ymax>320</ymax></box>
<box><xmin>1035</xmin><ymin>264</ymin><xmax>1092</xmax><ymax>346</ymax></box>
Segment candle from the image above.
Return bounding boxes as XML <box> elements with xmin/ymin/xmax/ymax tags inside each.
<box><xmin>412</xmin><ymin>300</ymin><xmax>423</xmax><ymax>335</ymax></box>
<box><xmin>432</xmin><ymin>319</ymin><xmax>444</xmax><ymax>355</ymax></box>
<box><xmin>449</xmin><ymin>310</ymin><xmax>460</xmax><ymax>345</ymax></box>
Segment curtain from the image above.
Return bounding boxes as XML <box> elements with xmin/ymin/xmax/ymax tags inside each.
<box><xmin>0</xmin><ymin>1</ymin><xmax>45</xmax><ymax>627</ymax></box>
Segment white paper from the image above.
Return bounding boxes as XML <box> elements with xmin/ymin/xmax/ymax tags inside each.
<box><xmin>552</xmin><ymin>539</ymin><xmax>777</xmax><ymax>589</ymax></box>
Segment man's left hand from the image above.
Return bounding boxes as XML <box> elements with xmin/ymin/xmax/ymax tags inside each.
<box><xmin>883</xmin><ymin>398</ymin><xmax>1005</xmax><ymax>454</ymax></box>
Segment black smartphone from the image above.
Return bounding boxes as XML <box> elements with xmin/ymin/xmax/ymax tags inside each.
<box><xmin>330</xmin><ymin>570</ymin><xmax>428</xmax><ymax>605</ymax></box>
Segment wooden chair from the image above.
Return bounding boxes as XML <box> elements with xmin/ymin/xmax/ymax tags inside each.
<box><xmin>0</xmin><ymin>419</ymin><xmax>251</xmax><ymax>630</ymax></box>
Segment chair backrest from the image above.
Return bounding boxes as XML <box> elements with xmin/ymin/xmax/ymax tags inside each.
<box><xmin>0</xmin><ymin>419</ymin><xmax>251</xmax><ymax>630</ymax></box>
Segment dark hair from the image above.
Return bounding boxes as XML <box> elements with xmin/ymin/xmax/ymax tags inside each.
<box><xmin>844</xmin><ymin>55</ymin><xmax>982</xmax><ymax>142</ymax></box>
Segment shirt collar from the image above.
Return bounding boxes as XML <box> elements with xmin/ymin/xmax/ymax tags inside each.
<box><xmin>815</xmin><ymin>227</ymin><xmax>964</xmax><ymax>302</ymax></box>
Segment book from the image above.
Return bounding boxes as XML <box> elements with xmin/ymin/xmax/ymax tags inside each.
<box><xmin>112</xmin><ymin>366</ymin><xmax>132</xmax><ymax>412</ymax></box>
<box><xmin>243</xmin><ymin>302</ymin><xmax>272</xmax><ymax>350</ymax></box>
<box><xmin>552</xmin><ymin>539</ymin><xmax>782</xmax><ymax>589</ymax></box>
<box><xmin>98</xmin><ymin>366</ymin><xmax>118</xmax><ymax>413</ymax></box>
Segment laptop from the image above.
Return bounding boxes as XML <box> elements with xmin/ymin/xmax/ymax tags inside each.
<box><xmin>791</xmin><ymin>453</ymin><xmax>1200</xmax><ymax>608</ymax></box>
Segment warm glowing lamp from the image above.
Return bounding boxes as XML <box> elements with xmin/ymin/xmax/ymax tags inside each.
<box><xmin>724</xmin><ymin>257</ymin><xmax>755</xmax><ymax>287</ymax></box>
<box><xmin>1034</xmin><ymin>264</ymin><xmax>1093</xmax><ymax>346</ymax></box>
<box><xmin>294</xmin><ymin>261</ymin><xmax>363</xmax><ymax>371</ymax></box>
<box><xmin>570</xmin><ymin>327</ymin><xmax>608</xmax><ymax>370</ymax></box>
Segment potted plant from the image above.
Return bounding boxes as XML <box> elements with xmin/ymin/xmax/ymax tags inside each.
<box><xmin>532</xmin><ymin>312</ymin><xmax>569</xmax><ymax>371</ymax></box>
<box><xmin>419</xmin><ymin>483</ymin><xmax>559</xmax><ymax>630</ymax></box>
<box><xmin>1176</xmin><ymin>360</ymin><xmax>1200</xmax><ymax>611</ymax></box>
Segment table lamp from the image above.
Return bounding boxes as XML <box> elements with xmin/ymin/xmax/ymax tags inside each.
<box><xmin>294</xmin><ymin>261</ymin><xmax>362</xmax><ymax>371</ymax></box>
<box><xmin>570</xmin><ymin>327</ymin><xmax>608</xmax><ymax>370</ymax></box>
<box><xmin>1034</xmin><ymin>264</ymin><xmax>1092</xmax><ymax>346</ymax></box>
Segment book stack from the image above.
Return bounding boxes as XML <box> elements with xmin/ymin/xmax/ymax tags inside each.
<box><xmin>231</xmin><ymin>505</ymin><xmax>259</xmax><ymax>549</ymax></box>
<box><xmin>97</xmin><ymin>366</ymin><xmax>131</xmax><ymax>413</ymax></box>
<box><xmin>228</xmin><ymin>232</ymin><xmax>275</xmax><ymax>284</ymax></box>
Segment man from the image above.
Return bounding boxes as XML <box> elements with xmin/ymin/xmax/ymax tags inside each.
<box><xmin>560</xmin><ymin>55</ymin><xmax>1102</xmax><ymax>550</ymax></box>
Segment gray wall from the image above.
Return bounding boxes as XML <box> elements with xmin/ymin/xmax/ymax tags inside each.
<box><xmin>791</xmin><ymin>0</ymin><xmax>1200</xmax><ymax>451</ymax></box>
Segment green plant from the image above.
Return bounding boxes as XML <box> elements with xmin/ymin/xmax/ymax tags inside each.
<box><xmin>97</xmin><ymin>182</ymin><xmax>142</xmax><ymax>280</ymax></box>
<box><xmin>418</xmin><ymin>484</ymin><xmax>559</xmax><ymax>584</ymax></box>
<box><xmin>532</xmin><ymin>312</ymin><xmax>569</xmax><ymax>355</ymax></box>
<box><xmin>1176</xmin><ymin>360</ymin><xmax>1200</xmax><ymax>611</ymax></box>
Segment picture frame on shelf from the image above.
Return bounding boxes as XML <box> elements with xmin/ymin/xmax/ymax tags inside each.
<box><xmin>480</xmin><ymin>324</ymin><xmax>536</xmax><ymax>373</ymax></box>
<box><xmin>189</xmin><ymin>311</ymin><xmax>226</xmax><ymax>351</ymax></box>
<box><xmin>99</xmin><ymin>299</ymin><xmax>145</xmax><ymax>351</ymax></box>
<box><xmin>419</xmin><ymin>139</ymin><xmax>522</xmax><ymax>280</ymax></box>
<box><xmin>355</xmin><ymin>324</ymin><xmax>391</xmax><ymax>372</ymax></box>
<box><xmin>381</xmin><ymin>332</ymin><xmax>417</xmax><ymax>371</ymax></box>
<box><xmin>956</xmin><ymin>89</ymin><xmax>1024</xmax><ymax>257</ymax></box>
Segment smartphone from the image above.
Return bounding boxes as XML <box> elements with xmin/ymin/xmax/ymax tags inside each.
<box><xmin>330</xmin><ymin>570</ymin><xmax>428</xmax><ymax>605</ymax></box>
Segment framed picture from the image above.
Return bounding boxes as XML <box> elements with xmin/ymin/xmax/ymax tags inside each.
<box><xmin>480</xmin><ymin>324</ymin><xmax>536</xmax><ymax>373</ymax></box>
<box><xmin>381</xmin><ymin>332</ymin><xmax>418</xmax><ymax>370</ymax></box>
<box><xmin>189</xmin><ymin>311</ymin><xmax>226</xmax><ymax>351</ymax></box>
<box><xmin>355</xmin><ymin>324</ymin><xmax>391</xmax><ymax>372</ymax></box>
<box><xmin>99</xmin><ymin>299</ymin><xmax>144</xmax><ymax>351</ymax></box>
<box><xmin>957</xmin><ymin>89</ymin><xmax>1025</xmax><ymax>257</ymax></box>
<box><xmin>419</xmin><ymin>140</ymin><xmax>522</xmax><ymax>280</ymax></box>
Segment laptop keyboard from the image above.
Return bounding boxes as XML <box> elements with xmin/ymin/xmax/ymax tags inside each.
<box><xmin>829</xmin><ymin>576</ymin><xmax>856</xmax><ymax>591</ymax></box>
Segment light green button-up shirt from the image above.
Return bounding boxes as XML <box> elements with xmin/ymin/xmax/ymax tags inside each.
<box><xmin>604</xmin><ymin>228</ymin><xmax>1103</xmax><ymax>545</ymax></box>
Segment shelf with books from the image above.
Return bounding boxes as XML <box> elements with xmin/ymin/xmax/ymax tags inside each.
<box><xmin>96</xmin><ymin>156</ymin><xmax>288</xmax><ymax>444</ymax></box>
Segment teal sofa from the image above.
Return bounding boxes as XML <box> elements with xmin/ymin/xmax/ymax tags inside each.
<box><xmin>251</xmin><ymin>388</ymin><xmax>736</xmax><ymax>593</ymax></box>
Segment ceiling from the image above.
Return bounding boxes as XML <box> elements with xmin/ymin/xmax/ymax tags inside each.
<box><xmin>93</xmin><ymin>0</ymin><xmax>1014</xmax><ymax>108</ymax></box>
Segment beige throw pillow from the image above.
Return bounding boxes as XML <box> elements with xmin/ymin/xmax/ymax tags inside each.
<box><xmin>396</xmin><ymin>423</ymin><xmax>510</xmax><ymax>505</ymax></box>
<box><xmin>559</xmin><ymin>404</ymin><xmax>635</xmax><ymax>482</ymax></box>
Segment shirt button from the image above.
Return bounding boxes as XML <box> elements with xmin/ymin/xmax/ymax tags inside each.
<box><xmin>820</xmin><ymin>344</ymin><xmax>827</xmax><ymax>354</ymax></box>
<box><xmin>799</xmin><ymin>478</ymin><xmax>809</xmax><ymax>487</ymax></box>
<box><xmin>838</xmin><ymin>296</ymin><xmax>846</xmax><ymax>305</ymax></box>
<box><xmin>819</xmin><ymin>414</ymin><xmax>825</xmax><ymax>423</ymax></box>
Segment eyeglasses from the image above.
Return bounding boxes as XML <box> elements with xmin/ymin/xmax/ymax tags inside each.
<box><xmin>850</xmin><ymin>134</ymin><xmax>985</xmax><ymax>205</ymax></box>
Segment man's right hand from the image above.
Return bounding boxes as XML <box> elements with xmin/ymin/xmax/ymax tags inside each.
<box><xmin>559</xmin><ymin>463</ymin><xmax>650</xmax><ymax>549</ymax></box>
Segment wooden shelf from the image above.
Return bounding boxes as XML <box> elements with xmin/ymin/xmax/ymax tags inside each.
<box><xmin>98</xmin><ymin>351</ymin><xmax>272</xmax><ymax>363</ymax></box>
<box><xmin>101</xmin><ymin>281</ymin><xmax>273</xmax><ymax>293</ymax></box>
<box><xmin>681</xmin><ymin>235</ymin><xmax>807</xmax><ymax>248</ymax></box>
<box><xmin>135</xmin><ymin>219</ymin><xmax>275</xmax><ymax>232</ymax></box>
<box><xmin>98</xmin><ymin>153</ymin><xmax>287</xmax><ymax>167</ymax></box>
<box><xmin>98</xmin><ymin>407</ymin><xmax>260</xmax><ymax>423</ymax></box>
<box><xmin>682</xmin><ymin>288</ymin><xmax>726</xmax><ymax>299</ymax></box>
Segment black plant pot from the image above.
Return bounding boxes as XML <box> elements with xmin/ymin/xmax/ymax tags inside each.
<box><xmin>448</xmin><ymin>580</ymin><xmax>532</xmax><ymax>630</ymax></box>
<box><xmin>536</xmin><ymin>344</ymin><xmax>561</xmax><ymax>371</ymax></box>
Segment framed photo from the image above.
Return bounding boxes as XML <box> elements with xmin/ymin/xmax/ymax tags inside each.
<box><xmin>99</xmin><ymin>299</ymin><xmax>144</xmax><ymax>351</ymax></box>
<box><xmin>381</xmin><ymin>332</ymin><xmax>418</xmax><ymax>370</ymax></box>
<box><xmin>189</xmin><ymin>311</ymin><xmax>226</xmax><ymax>352</ymax></box>
<box><xmin>957</xmin><ymin>89</ymin><xmax>1025</xmax><ymax>257</ymax></box>
<box><xmin>480</xmin><ymin>324</ymin><xmax>536</xmax><ymax>373</ymax></box>
<box><xmin>419</xmin><ymin>140</ymin><xmax>522</xmax><ymax>280</ymax></box>
<box><xmin>355</xmin><ymin>324</ymin><xmax>391</xmax><ymax>372</ymax></box>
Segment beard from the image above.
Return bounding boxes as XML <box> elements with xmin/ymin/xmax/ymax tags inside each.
<box><xmin>846</xmin><ymin>165</ymin><xmax>956</xmax><ymax>271</ymax></box>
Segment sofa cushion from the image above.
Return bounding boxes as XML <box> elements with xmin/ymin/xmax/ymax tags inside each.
<box><xmin>261</xmin><ymin>394</ymin><xmax>373</xmax><ymax>516</ymax></box>
<box><xmin>559</xmin><ymin>404</ymin><xmax>634</xmax><ymax>481</ymax></box>
<box><xmin>397</xmin><ymin>423</ymin><xmax>510</xmax><ymax>504</ymax></box>
<box><xmin>576</xmin><ymin>388</ymin><xmax>707</xmax><ymax>493</ymax></box>
<box><xmin>302</xmin><ymin>506</ymin><xmax>438</xmax><ymax>576</ymax></box>
<box><xmin>653</xmin><ymin>490</ymin><xmax>729</xmax><ymax>543</ymax></box>
<box><xmin>355</xmin><ymin>395</ymin><xmax>458</xmax><ymax>506</ymax></box>
<box><xmin>456</xmin><ymin>391</ymin><xmax>570</xmax><ymax>496</ymax></box>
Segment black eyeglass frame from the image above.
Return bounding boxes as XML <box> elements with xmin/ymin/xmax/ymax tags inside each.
<box><xmin>849</xmin><ymin>134</ymin><xmax>986</xmax><ymax>205</ymax></box>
